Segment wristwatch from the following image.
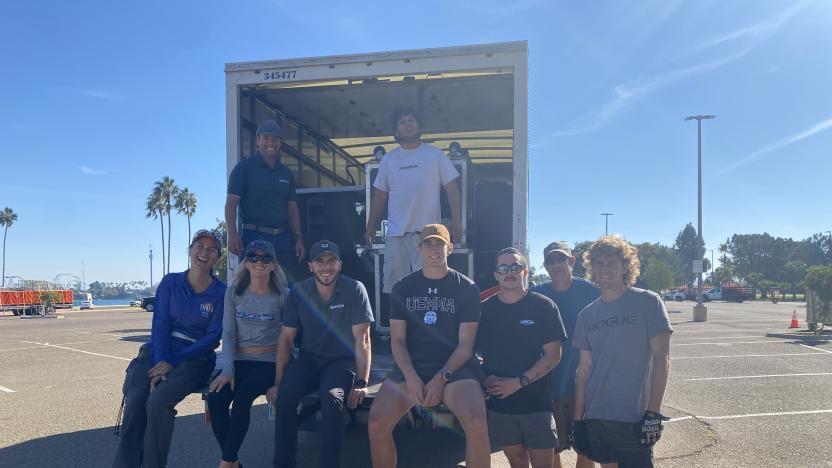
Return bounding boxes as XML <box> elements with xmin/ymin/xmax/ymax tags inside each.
<box><xmin>441</xmin><ymin>369</ymin><xmax>453</xmax><ymax>383</ymax></box>
<box><xmin>353</xmin><ymin>378</ymin><xmax>367</xmax><ymax>389</ymax></box>
<box><xmin>518</xmin><ymin>374</ymin><xmax>530</xmax><ymax>387</ymax></box>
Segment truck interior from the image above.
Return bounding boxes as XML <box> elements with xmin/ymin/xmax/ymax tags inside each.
<box><xmin>235</xmin><ymin>68</ymin><xmax>517</xmax><ymax>328</ymax></box>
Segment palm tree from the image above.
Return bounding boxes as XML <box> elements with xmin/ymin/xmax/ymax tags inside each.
<box><xmin>174</xmin><ymin>187</ymin><xmax>197</xmax><ymax>247</ymax></box>
<box><xmin>1</xmin><ymin>207</ymin><xmax>18</xmax><ymax>287</ymax></box>
<box><xmin>153</xmin><ymin>177</ymin><xmax>179</xmax><ymax>274</ymax></box>
<box><xmin>145</xmin><ymin>192</ymin><xmax>166</xmax><ymax>275</ymax></box>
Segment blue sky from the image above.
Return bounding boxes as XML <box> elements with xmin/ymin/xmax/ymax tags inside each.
<box><xmin>1</xmin><ymin>0</ymin><xmax>830</xmax><ymax>285</ymax></box>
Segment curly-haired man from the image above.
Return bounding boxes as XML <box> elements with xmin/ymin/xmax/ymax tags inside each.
<box><xmin>570</xmin><ymin>236</ymin><xmax>673</xmax><ymax>468</ymax></box>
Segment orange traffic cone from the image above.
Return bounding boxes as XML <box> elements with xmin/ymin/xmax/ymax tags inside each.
<box><xmin>789</xmin><ymin>310</ymin><xmax>799</xmax><ymax>329</ymax></box>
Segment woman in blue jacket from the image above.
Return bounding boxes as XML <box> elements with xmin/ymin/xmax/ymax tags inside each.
<box><xmin>114</xmin><ymin>229</ymin><xmax>227</xmax><ymax>468</ymax></box>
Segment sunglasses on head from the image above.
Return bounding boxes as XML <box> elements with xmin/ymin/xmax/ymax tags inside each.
<box><xmin>495</xmin><ymin>262</ymin><xmax>525</xmax><ymax>274</ymax></box>
<box><xmin>245</xmin><ymin>255</ymin><xmax>274</xmax><ymax>264</ymax></box>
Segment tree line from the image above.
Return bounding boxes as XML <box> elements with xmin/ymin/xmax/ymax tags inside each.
<box><xmin>531</xmin><ymin>225</ymin><xmax>832</xmax><ymax>299</ymax></box>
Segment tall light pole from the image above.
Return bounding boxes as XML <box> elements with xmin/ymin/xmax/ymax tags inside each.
<box><xmin>685</xmin><ymin>114</ymin><xmax>715</xmax><ymax>322</ymax></box>
<box><xmin>600</xmin><ymin>213</ymin><xmax>614</xmax><ymax>236</ymax></box>
<box><xmin>149</xmin><ymin>244</ymin><xmax>154</xmax><ymax>287</ymax></box>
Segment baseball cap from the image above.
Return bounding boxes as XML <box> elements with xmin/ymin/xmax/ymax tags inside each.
<box><xmin>309</xmin><ymin>239</ymin><xmax>341</xmax><ymax>261</ymax></box>
<box><xmin>256</xmin><ymin>119</ymin><xmax>282</xmax><ymax>137</ymax></box>
<box><xmin>190</xmin><ymin>229</ymin><xmax>222</xmax><ymax>250</ymax></box>
<box><xmin>244</xmin><ymin>239</ymin><xmax>276</xmax><ymax>258</ymax></box>
<box><xmin>543</xmin><ymin>241</ymin><xmax>572</xmax><ymax>258</ymax></box>
<box><xmin>420</xmin><ymin>224</ymin><xmax>450</xmax><ymax>244</ymax></box>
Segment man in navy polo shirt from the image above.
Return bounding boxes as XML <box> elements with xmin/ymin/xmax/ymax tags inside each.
<box><xmin>267</xmin><ymin>239</ymin><xmax>374</xmax><ymax>468</ymax></box>
<box><xmin>226</xmin><ymin>119</ymin><xmax>305</xmax><ymax>282</ymax></box>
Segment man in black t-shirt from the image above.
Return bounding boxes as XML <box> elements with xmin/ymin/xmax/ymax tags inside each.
<box><xmin>368</xmin><ymin>224</ymin><xmax>489</xmax><ymax>468</ymax></box>
<box><xmin>477</xmin><ymin>247</ymin><xmax>566</xmax><ymax>468</ymax></box>
<box><xmin>267</xmin><ymin>240</ymin><xmax>374</xmax><ymax>468</ymax></box>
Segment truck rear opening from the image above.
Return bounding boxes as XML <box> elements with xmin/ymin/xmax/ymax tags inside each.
<box><xmin>225</xmin><ymin>41</ymin><xmax>528</xmax><ymax>332</ymax></box>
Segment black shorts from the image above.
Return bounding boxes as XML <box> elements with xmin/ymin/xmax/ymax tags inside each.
<box><xmin>385</xmin><ymin>362</ymin><xmax>480</xmax><ymax>385</ymax></box>
<box><xmin>487</xmin><ymin>409</ymin><xmax>559</xmax><ymax>450</ymax></box>
<box><xmin>551</xmin><ymin>396</ymin><xmax>576</xmax><ymax>452</ymax></box>
<box><xmin>584</xmin><ymin>419</ymin><xmax>654</xmax><ymax>468</ymax></box>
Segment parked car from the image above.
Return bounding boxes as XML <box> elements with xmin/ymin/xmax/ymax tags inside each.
<box><xmin>129</xmin><ymin>299</ymin><xmax>142</xmax><ymax>307</ymax></box>
<box><xmin>703</xmin><ymin>286</ymin><xmax>755</xmax><ymax>303</ymax></box>
<box><xmin>140</xmin><ymin>296</ymin><xmax>155</xmax><ymax>312</ymax></box>
<box><xmin>79</xmin><ymin>300</ymin><xmax>94</xmax><ymax>310</ymax></box>
<box><xmin>664</xmin><ymin>290</ymin><xmax>687</xmax><ymax>301</ymax></box>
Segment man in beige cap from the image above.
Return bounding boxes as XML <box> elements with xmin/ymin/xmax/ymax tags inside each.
<box><xmin>368</xmin><ymin>224</ymin><xmax>488</xmax><ymax>468</ymax></box>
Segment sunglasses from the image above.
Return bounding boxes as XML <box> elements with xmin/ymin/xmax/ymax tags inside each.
<box><xmin>245</xmin><ymin>255</ymin><xmax>274</xmax><ymax>264</ymax></box>
<box><xmin>495</xmin><ymin>262</ymin><xmax>525</xmax><ymax>274</ymax></box>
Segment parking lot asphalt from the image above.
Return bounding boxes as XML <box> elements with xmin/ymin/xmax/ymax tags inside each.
<box><xmin>0</xmin><ymin>301</ymin><xmax>830</xmax><ymax>467</ymax></box>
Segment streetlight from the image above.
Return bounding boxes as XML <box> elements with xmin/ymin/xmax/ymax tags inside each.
<box><xmin>600</xmin><ymin>213</ymin><xmax>614</xmax><ymax>236</ymax></box>
<box><xmin>149</xmin><ymin>244</ymin><xmax>154</xmax><ymax>287</ymax></box>
<box><xmin>685</xmin><ymin>114</ymin><xmax>715</xmax><ymax>322</ymax></box>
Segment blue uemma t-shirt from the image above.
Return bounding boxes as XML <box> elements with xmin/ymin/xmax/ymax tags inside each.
<box><xmin>532</xmin><ymin>277</ymin><xmax>600</xmax><ymax>398</ymax></box>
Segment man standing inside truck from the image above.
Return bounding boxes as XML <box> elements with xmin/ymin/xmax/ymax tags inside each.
<box><xmin>571</xmin><ymin>236</ymin><xmax>672</xmax><ymax>468</ymax></box>
<box><xmin>364</xmin><ymin>108</ymin><xmax>462</xmax><ymax>293</ymax></box>
<box><xmin>532</xmin><ymin>241</ymin><xmax>600</xmax><ymax>468</ymax></box>
<box><xmin>226</xmin><ymin>119</ymin><xmax>305</xmax><ymax>282</ymax></box>
<box><xmin>267</xmin><ymin>239</ymin><xmax>374</xmax><ymax>468</ymax></box>
<box><xmin>368</xmin><ymin>224</ymin><xmax>489</xmax><ymax>468</ymax></box>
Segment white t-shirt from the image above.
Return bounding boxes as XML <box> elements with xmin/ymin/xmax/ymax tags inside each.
<box><xmin>373</xmin><ymin>143</ymin><xmax>459</xmax><ymax>236</ymax></box>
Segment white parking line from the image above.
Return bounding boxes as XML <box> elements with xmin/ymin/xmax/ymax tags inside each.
<box><xmin>704</xmin><ymin>410</ymin><xmax>832</xmax><ymax>420</ymax></box>
<box><xmin>798</xmin><ymin>343</ymin><xmax>832</xmax><ymax>354</ymax></box>
<box><xmin>673</xmin><ymin>335</ymin><xmax>765</xmax><ymax>341</ymax></box>
<box><xmin>20</xmin><ymin>341</ymin><xmax>130</xmax><ymax>361</ymax></box>
<box><xmin>672</xmin><ymin>330</ymin><xmax>769</xmax><ymax>334</ymax></box>
<box><xmin>0</xmin><ymin>385</ymin><xmax>16</xmax><ymax>393</ymax></box>
<box><xmin>675</xmin><ymin>340</ymin><xmax>791</xmax><ymax>346</ymax></box>
<box><xmin>0</xmin><ymin>345</ymin><xmax>45</xmax><ymax>353</ymax></box>
<box><xmin>684</xmin><ymin>372</ymin><xmax>832</xmax><ymax>381</ymax></box>
<box><xmin>674</xmin><ymin>352</ymin><xmax>830</xmax><ymax>360</ymax></box>
<box><xmin>669</xmin><ymin>409</ymin><xmax>832</xmax><ymax>422</ymax></box>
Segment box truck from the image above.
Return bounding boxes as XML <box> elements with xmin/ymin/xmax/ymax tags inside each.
<box><xmin>224</xmin><ymin>41</ymin><xmax>528</xmax><ymax>334</ymax></box>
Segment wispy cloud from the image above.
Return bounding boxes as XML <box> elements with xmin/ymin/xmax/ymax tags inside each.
<box><xmin>80</xmin><ymin>166</ymin><xmax>108</xmax><ymax>175</ymax></box>
<box><xmin>681</xmin><ymin>2</ymin><xmax>805</xmax><ymax>59</ymax></box>
<box><xmin>83</xmin><ymin>89</ymin><xmax>123</xmax><ymax>101</ymax></box>
<box><xmin>715</xmin><ymin>117</ymin><xmax>832</xmax><ymax>176</ymax></box>
<box><xmin>548</xmin><ymin>3</ymin><xmax>805</xmax><ymax>138</ymax></box>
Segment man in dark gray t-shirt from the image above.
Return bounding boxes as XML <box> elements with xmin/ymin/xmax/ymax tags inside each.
<box><xmin>268</xmin><ymin>240</ymin><xmax>374</xmax><ymax>468</ymax></box>
<box><xmin>572</xmin><ymin>236</ymin><xmax>672</xmax><ymax>468</ymax></box>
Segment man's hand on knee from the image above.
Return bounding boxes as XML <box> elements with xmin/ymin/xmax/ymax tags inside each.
<box><xmin>422</xmin><ymin>375</ymin><xmax>445</xmax><ymax>407</ymax></box>
<box><xmin>404</xmin><ymin>377</ymin><xmax>426</xmax><ymax>406</ymax></box>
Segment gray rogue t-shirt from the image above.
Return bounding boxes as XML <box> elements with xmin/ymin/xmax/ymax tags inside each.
<box><xmin>572</xmin><ymin>287</ymin><xmax>672</xmax><ymax>423</ymax></box>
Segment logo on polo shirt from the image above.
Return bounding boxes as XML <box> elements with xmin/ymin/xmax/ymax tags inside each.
<box><xmin>424</xmin><ymin>311</ymin><xmax>438</xmax><ymax>325</ymax></box>
<box><xmin>278</xmin><ymin>178</ymin><xmax>291</xmax><ymax>184</ymax></box>
<box><xmin>427</xmin><ymin>288</ymin><xmax>438</xmax><ymax>294</ymax></box>
<box><xmin>520</xmin><ymin>319</ymin><xmax>535</xmax><ymax>326</ymax></box>
<box><xmin>330</xmin><ymin>304</ymin><xmax>345</xmax><ymax>310</ymax></box>
<box><xmin>200</xmin><ymin>303</ymin><xmax>214</xmax><ymax>318</ymax></box>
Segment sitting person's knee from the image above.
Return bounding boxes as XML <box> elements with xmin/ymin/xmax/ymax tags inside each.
<box><xmin>456</xmin><ymin>407</ymin><xmax>488</xmax><ymax>435</ymax></box>
<box><xmin>368</xmin><ymin>407</ymin><xmax>397</xmax><ymax>436</ymax></box>
<box><xmin>326</xmin><ymin>387</ymin><xmax>346</xmax><ymax>403</ymax></box>
<box><xmin>144</xmin><ymin>392</ymin><xmax>171</xmax><ymax>414</ymax></box>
